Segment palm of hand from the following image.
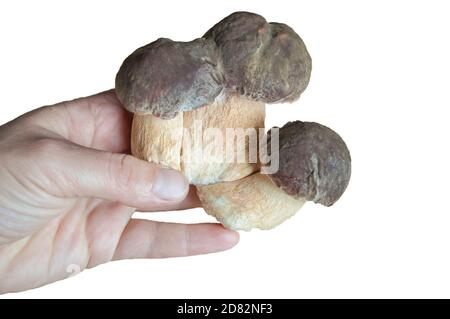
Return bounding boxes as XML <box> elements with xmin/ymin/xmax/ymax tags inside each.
<box><xmin>0</xmin><ymin>91</ymin><xmax>238</xmax><ymax>293</ymax></box>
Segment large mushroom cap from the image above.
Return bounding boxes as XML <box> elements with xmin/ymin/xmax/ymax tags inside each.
<box><xmin>115</xmin><ymin>38</ymin><xmax>223</xmax><ymax>119</ymax></box>
<box><xmin>115</xmin><ymin>12</ymin><xmax>312</xmax><ymax>119</ymax></box>
<box><xmin>204</xmin><ymin>11</ymin><xmax>312</xmax><ymax>103</ymax></box>
<box><xmin>266</xmin><ymin>121</ymin><xmax>351</xmax><ymax>206</ymax></box>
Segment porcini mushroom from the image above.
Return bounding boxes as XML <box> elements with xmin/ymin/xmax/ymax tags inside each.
<box><xmin>115</xmin><ymin>11</ymin><xmax>312</xmax><ymax>185</ymax></box>
<box><xmin>114</xmin><ymin>12</ymin><xmax>351</xmax><ymax>231</ymax></box>
<box><xmin>197</xmin><ymin>121</ymin><xmax>352</xmax><ymax>230</ymax></box>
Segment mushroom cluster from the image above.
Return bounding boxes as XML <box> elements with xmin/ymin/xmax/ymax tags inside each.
<box><xmin>115</xmin><ymin>12</ymin><xmax>351</xmax><ymax>230</ymax></box>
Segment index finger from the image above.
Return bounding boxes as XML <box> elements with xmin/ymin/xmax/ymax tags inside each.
<box><xmin>33</xmin><ymin>89</ymin><xmax>133</xmax><ymax>153</ymax></box>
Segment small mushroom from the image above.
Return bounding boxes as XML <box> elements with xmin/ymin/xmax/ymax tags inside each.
<box><xmin>197</xmin><ymin>121</ymin><xmax>351</xmax><ymax>230</ymax></box>
<box><xmin>115</xmin><ymin>11</ymin><xmax>312</xmax><ymax>185</ymax></box>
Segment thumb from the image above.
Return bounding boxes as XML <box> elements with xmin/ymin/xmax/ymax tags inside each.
<box><xmin>45</xmin><ymin>141</ymin><xmax>189</xmax><ymax>210</ymax></box>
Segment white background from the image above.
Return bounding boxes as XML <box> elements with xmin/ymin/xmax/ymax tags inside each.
<box><xmin>1</xmin><ymin>0</ymin><xmax>450</xmax><ymax>298</ymax></box>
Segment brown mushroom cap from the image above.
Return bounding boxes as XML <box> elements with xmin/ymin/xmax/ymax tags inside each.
<box><xmin>266</xmin><ymin>121</ymin><xmax>351</xmax><ymax>206</ymax></box>
<box><xmin>115</xmin><ymin>38</ymin><xmax>223</xmax><ymax>119</ymax></box>
<box><xmin>115</xmin><ymin>12</ymin><xmax>312</xmax><ymax>119</ymax></box>
<box><xmin>204</xmin><ymin>11</ymin><xmax>312</xmax><ymax>103</ymax></box>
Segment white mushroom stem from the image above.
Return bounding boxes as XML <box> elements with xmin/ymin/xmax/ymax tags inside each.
<box><xmin>196</xmin><ymin>173</ymin><xmax>306</xmax><ymax>231</ymax></box>
<box><xmin>131</xmin><ymin>112</ymin><xmax>183</xmax><ymax>170</ymax></box>
<box><xmin>131</xmin><ymin>93</ymin><xmax>265</xmax><ymax>185</ymax></box>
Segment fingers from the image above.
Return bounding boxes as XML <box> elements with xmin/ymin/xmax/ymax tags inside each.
<box><xmin>31</xmin><ymin>89</ymin><xmax>133</xmax><ymax>153</ymax></box>
<box><xmin>65</xmin><ymin>90</ymin><xmax>133</xmax><ymax>153</ymax></box>
<box><xmin>43</xmin><ymin>140</ymin><xmax>189</xmax><ymax>210</ymax></box>
<box><xmin>112</xmin><ymin>220</ymin><xmax>239</xmax><ymax>260</ymax></box>
<box><xmin>147</xmin><ymin>186</ymin><xmax>201</xmax><ymax>212</ymax></box>
<box><xmin>20</xmin><ymin>90</ymin><xmax>200</xmax><ymax>211</ymax></box>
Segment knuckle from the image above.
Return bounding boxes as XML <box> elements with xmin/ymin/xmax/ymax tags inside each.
<box><xmin>109</xmin><ymin>153</ymin><xmax>136</xmax><ymax>192</ymax></box>
<box><xmin>24</xmin><ymin>137</ymin><xmax>64</xmax><ymax>159</ymax></box>
<box><xmin>109</xmin><ymin>153</ymin><xmax>155</xmax><ymax>198</ymax></box>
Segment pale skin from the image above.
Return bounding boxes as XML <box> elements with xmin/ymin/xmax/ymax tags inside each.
<box><xmin>0</xmin><ymin>90</ymin><xmax>239</xmax><ymax>294</ymax></box>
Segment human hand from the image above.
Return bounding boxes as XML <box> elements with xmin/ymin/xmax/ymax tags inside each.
<box><xmin>0</xmin><ymin>90</ymin><xmax>239</xmax><ymax>294</ymax></box>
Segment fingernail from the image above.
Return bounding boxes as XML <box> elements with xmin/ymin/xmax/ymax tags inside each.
<box><xmin>220</xmin><ymin>229</ymin><xmax>240</xmax><ymax>247</ymax></box>
<box><xmin>152</xmin><ymin>169</ymin><xmax>189</xmax><ymax>201</ymax></box>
